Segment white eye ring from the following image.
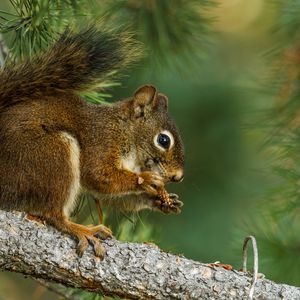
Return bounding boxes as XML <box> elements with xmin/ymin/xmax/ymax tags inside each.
<box><xmin>154</xmin><ymin>130</ymin><xmax>174</xmax><ymax>151</ymax></box>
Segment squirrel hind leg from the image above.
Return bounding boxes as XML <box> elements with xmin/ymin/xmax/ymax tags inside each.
<box><xmin>46</xmin><ymin>214</ymin><xmax>107</xmax><ymax>258</ymax></box>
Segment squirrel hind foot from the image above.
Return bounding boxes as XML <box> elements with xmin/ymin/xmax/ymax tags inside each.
<box><xmin>48</xmin><ymin>217</ymin><xmax>106</xmax><ymax>258</ymax></box>
<box><xmin>88</xmin><ymin>224</ymin><xmax>113</xmax><ymax>240</ymax></box>
<box><xmin>77</xmin><ymin>234</ymin><xmax>105</xmax><ymax>258</ymax></box>
<box><xmin>72</xmin><ymin>225</ymin><xmax>106</xmax><ymax>258</ymax></box>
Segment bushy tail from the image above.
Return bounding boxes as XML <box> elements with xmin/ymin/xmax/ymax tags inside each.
<box><xmin>0</xmin><ymin>27</ymin><xmax>142</xmax><ymax>108</ymax></box>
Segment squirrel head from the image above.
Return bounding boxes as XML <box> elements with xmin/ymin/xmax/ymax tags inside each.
<box><xmin>123</xmin><ymin>85</ymin><xmax>184</xmax><ymax>183</ymax></box>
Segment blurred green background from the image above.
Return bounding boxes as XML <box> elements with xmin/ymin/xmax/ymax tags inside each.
<box><xmin>1</xmin><ymin>0</ymin><xmax>300</xmax><ymax>299</ymax></box>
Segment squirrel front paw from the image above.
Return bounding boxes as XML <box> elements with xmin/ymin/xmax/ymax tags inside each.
<box><xmin>154</xmin><ymin>192</ymin><xmax>183</xmax><ymax>214</ymax></box>
<box><xmin>137</xmin><ymin>171</ymin><xmax>165</xmax><ymax>195</ymax></box>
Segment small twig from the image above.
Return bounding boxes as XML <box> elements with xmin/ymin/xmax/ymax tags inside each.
<box><xmin>33</xmin><ymin>278</ymin><xmax>79</xmax><ymax>300</ymax></box>
<box><xmin>242</xmin><ymin>235</ymin><xmax>259</xmax><ymax>300</ymax></box>
<box><xmin>95</xmin><ymin>198</ymin><xmax>104</xmax><ymax>224</ymax></box>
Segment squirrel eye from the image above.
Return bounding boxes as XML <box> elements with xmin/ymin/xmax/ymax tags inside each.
<box><xmin>154</xmin><ymin>130</ymin><xmax>174</xmax><ymax>151</ymax></box>
<box><xmin>157</xmin><ymin>133</ymin><xmax>171</xmax><ymax>149</ymax></box>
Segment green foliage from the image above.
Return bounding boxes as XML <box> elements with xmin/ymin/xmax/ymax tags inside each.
<box><xmin>0</xmin><ymin>0</ymin><xmax>215</xmax><ymax>68</ymax></box>
<box><xmin>0</xmin><ymin>0</ymin><xmax>82</xmax><ymax>60</ymax></box>
<box><xmin>234</xmin><ymin>0</ymin><xmax>300</xmax><ymax>286</ymax></box>
<box><xmin>102</xmin><ymin>0</ymin><xmax>215</xmax><ymax>67</ymax></box>
<box><xmin>273</xmin><ymin>0</ymin><xmax>300</xmax><ymax>42</ymax></box>
<box><xmin>0</xmin><ymin>1</ymin><xmax>132</xmax><ymax>102</ymax></box>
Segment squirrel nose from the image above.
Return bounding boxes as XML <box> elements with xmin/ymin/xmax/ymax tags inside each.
<box><xmin>170</xmin><ymin>170</ymin><xmax>184</xmax><ymax>182</ymax></box>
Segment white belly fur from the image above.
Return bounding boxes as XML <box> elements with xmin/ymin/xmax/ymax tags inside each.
<box><xmin>60</xmin><ymin>132</ymin><xmax>81</xmax><ymax>217</ymax></box>
<box><xmin>120</xmin><ymin>150</ymin><xmax>140</xmax><ymax>173</ymax></box>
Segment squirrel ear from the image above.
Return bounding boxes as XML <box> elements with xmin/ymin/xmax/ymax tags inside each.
<box><xmin>156</xmin><ymin>93</ymin><xmax>168</xmax><ymax>111</ymax></box>
<box><xmin>133</xmin><ymin>85</ymin><xmax>157</xmax><ymax>118</ymax></box>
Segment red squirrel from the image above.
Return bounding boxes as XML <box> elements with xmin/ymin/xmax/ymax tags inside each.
<box><xmin>0</xmin><ymin>27</ymin><xmax>184</xmax><ymax>258</ymax></box>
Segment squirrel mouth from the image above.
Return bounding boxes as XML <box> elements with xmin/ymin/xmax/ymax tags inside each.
<box><xmin>143</xmin><ymin>158</ymin><xmax>168</xmax><ymax>181</ymax></box>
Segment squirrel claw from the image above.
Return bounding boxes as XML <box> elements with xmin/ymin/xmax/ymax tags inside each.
<box><xmin>169</xmin><ymin>193</ymin><xmax>184</xmax><ymax>208</ymax></box>
<box><xmin>77</xmin><ymin>238</ymin><xmax>88</xmax><ymax>257</ymax></box>
<box><xmin>76</xmin><ymin>234</ymin><xmax>106</xmax><ymax>258</ymax></box>
<box><xmin>89</xmin><ymin>224</ymin><xmax>113</xmax><ymax>240</ymax></box>
<box><xmin>87</xmin><ymin>237</ymin><xmax>106</xmax><ymax>259</ymax></box>
<box><xmin>153</xmin><ymin>192</ymin><xmax>183</xmax><ymax>214</ymax></box>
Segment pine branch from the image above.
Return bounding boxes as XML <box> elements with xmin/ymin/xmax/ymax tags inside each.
<box><xmin>103</xmin><ymin>0</ymin><xmax>215</xmax><ymax>67</ymax></box>
<box><xmin>0</xmin><ymin>210</ymin><xmax>299</xmax><ymax>300</ymax></box>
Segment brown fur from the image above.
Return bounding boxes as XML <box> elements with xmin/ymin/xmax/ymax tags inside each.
<box><xmin>0</xmin><ymin>28</ymin><xmax>184</xmax><ymax>257</ymax></box>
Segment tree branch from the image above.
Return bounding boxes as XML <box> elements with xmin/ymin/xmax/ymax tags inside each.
<box><xmin>0</xmin><ymin>210</ymin><xmax>299</xmax><ymax>300</ymax></box>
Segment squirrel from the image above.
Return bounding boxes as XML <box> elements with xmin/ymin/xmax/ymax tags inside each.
<box><xmin>0</xmin><ymin>27</ymin><xmax>184</xmax><ymax>258</ymax></box>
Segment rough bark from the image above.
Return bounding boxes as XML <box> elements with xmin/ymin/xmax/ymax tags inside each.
<box><xmin>0</xmin><ymin>210</ymin><xmax>299</xmax><ymax>300</ymax></box>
